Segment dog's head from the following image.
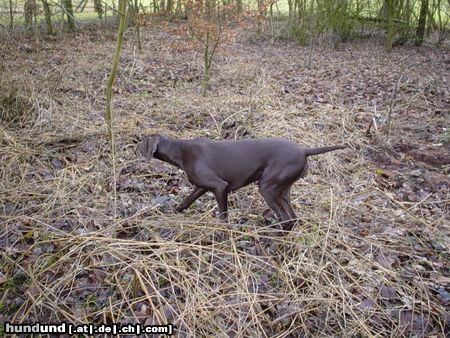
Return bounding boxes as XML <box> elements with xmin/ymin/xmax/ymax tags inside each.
<box><xmin>137</xmin><ymin>134</ymin><xmax>161</xmax><ymax>161</ymax></box>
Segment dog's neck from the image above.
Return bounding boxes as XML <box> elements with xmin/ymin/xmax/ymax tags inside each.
<box><xmin>155</xmin><ymin>137</ymin><xmax>185</xmax><ymax>169</ymax></box>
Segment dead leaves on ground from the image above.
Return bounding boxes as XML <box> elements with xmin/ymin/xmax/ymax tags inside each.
<box><xmin>1</xmin><ymin>24</ymin><xmax>449</xmax><ymax>336</ymax></box>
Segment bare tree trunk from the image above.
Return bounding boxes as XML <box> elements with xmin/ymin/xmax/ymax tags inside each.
<box><xmin>167</xmin><ymin>0</ymin><xmax>173</xmax><ymax>13</ymax></box>
<box><xmin>288</xmin><ymin>0</ymin><xmax>293</xmax><ymax>18</ymax></box>
<box><xmin>202</xmin><ymin>35</ymin><xmax>211</xmax><ymax>97</ymax></box>
<box><xmin>200</xmin><ymin>1</ymin><xmax>221</xmax><ymax>96</ymax></box>
<box><xmin>77</xmin><ymin>0</ymin><xmax>88</xmax><ymax>12</ymax></box>
<box><xmin>105</xmin><ymin>0</ymin><xmax>127</xmax><ymax>144</ymax></box>
<box><xmin>385</xmin><ymin>0</ymin><xmax>395</xmax><ymax>52</ymax></box>
<box><xmin>415</xmin><ymin>0</ymin><xmax>428</xmax><ymax>46</ymax></box>
<box><xmin>24</xmin><ymin>0</ymin><xmax>33</xmax><ymax>36</ymax></box>
<box><xmin>33</xmin><ymin>0</ymin><xmax>38</xmax><ymax>29</ymax></box>
<box><xmin>9</xmin><ymin>0</ymin><xmax>14</xmax><ymax>29</ymax></box>
<box><xmin>105</xmin><ymin>0</ymin><xmax>127</xmax><ymax>224</ymax></box>
<box><xmin>257</xmin><ymin>0</ymin><xmax>265</xmax><ymax>33</ymax></box>
<box><xmin>94</xmin><ymin>0</ymin><xmax>103</xmax><ymax>19</ymax></box>
<box><xmin>64</xmin><ymin>0</ymin><xmax>76</xmax><ymax>31</ymax></box>
<box><xmin>236</xmin><ymin>0</ymin><xmax>242</xmax><ymax>13</ymax></box>
<box><xmin>130</xmin><ymin>0</ymin><xmax>142</xmax><ymax>50</ymax></box>
<box><xmin>41</xmin><ymin>0</ymin><xmax>54</xmax><ymax>35</ymax></box>
<box><xmin>136</xmin><ymin>0</ymin><xmax>141</xmax><ymax>50</ymax></box>
<box><xmin>175</xmin><ymin>0</ymin><xmax>182</xmax><ymax>16</ymax></box>
<box><xmin>307</xmin><ymin>1</ymin><xmax>314</xmax><ymax>68</ymax></box>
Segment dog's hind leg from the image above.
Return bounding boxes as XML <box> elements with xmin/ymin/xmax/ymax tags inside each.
<box><xmin>259</xmin><ymin>183</ymin><xmax>290</xmax><ymax>225</ymax></box>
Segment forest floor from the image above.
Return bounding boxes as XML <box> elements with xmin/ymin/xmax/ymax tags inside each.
<box><xmin>1</xmin><ymin>22</ymin><xmax>449</xmax><ymax>336</ymax></box>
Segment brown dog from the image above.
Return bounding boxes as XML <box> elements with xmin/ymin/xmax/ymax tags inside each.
<box><xmin>138</xmin><ymin>134</ymin><xmax>345</xmax><ymax>231</ymax></box>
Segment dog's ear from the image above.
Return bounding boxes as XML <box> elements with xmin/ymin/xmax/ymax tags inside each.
<box><xmin>138</xmin><ymin>135</ymin><xmax>159</xmax><ymax>161</ymax></box>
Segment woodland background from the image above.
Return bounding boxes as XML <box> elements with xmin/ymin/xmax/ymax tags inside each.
<box><xmin>0</xmin><ymin>0</ymin><xmax>449</xmax><ymax>336</ymax></box>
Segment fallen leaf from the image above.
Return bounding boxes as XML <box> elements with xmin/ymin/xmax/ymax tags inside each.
<box><xmin>392</xmin><ymin>310</ymin><xmax>430</xmax><ymax>334</ymax></box>
<box><xmin>379</xmin><ymin>284</ymin><xmax>399</xmax><ymax>300</ymax></box>
<box><xmin>358</xmin><ymin>297</ymin><xmax>377</xmax><ymax>311</ymax></box>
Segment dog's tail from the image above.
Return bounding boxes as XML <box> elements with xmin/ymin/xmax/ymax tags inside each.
<box><xmin>305</xmin><ymin>145</ymin><xmax>347</xmax><ymax>156</ymax></box>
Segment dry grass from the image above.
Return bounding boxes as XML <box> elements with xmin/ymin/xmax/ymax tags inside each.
<box><xmin>0</xmin><ymin>24</ymin><xmax>449</xmax><ymax>336</ymax></box>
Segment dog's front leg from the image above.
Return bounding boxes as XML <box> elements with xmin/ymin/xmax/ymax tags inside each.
<box><xmin>212</xmin><ymin>184</ymin><xmax>228</xmax><ymax>221</ymax></box>
<box><xmin>176</xmin><ymin>186</ymin><xmax>207</xmax><ymax>213</ymax></box>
